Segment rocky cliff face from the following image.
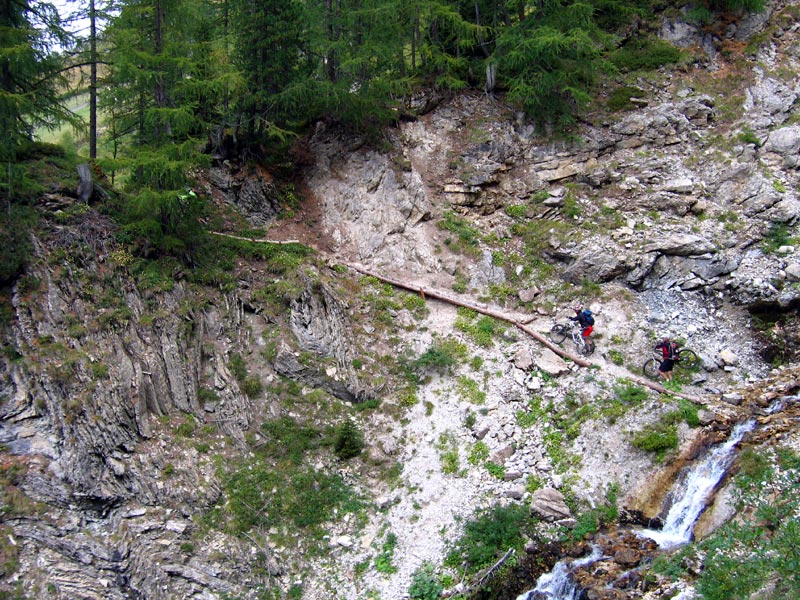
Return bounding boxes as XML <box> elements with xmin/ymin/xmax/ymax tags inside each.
<box><xmin>2</xmin><ymin>3</ymin><xmax>800</xmax><ymax>600</ymax></box>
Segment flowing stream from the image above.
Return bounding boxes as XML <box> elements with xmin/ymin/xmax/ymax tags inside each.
<box><xmin>639</xmin><ymin>419</ymin><xmax>754</xmax><ymax>548</ymax></box>
<box><xmin>515</xmin><ymin>419</ymin><xmax>755</xmax><ymax>600</ymax></box>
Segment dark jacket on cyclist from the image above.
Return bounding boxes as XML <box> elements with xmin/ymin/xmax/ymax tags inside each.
<box><xmin>655</xmin><ymin>339</ymin><xmax>679</xmax><ymax>373</ymax></box>
<box><xmin>570</xmin><ymin>309</ymin><xmax>593</xmax><ymax>338</ymax></box>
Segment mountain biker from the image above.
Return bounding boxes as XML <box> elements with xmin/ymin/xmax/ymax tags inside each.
<box><xmin>569</xmin><ymin>302</ymin><xmax>594</xmax><ymax>345</ymax></box>
<box><xmin>654</xmin><ymin>338</ymin><xmax>679</xmax><ymax>381</ymax></box>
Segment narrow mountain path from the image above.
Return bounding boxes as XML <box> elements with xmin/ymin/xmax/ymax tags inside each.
<box><xmin>210</xmin><ymin>230</ymin><xmax>710</xmax><ymax>403</ymax></box>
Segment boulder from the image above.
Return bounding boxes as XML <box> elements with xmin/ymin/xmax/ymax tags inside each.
<box><xmin>536</xmin><ymin>349</ymin><xmax>571</xmax><ymax>377</ymax></box>
<box><xmin>764</xmin><ymin>125</ymin><xmax>800</xmax><ymax>156</ymax></box>
<box><xmin>530</xmin><ymin>488</ymin><xmax>572</xmax><ymax>521</ymax></box>
<box><xmin>512</xmin><ymin>347</ymin><xmax>534</xmax><ymax>371</ymax></box>
<box><xmin>644</xmin><ymin>233</ymin><xmax>715</xmax><ymax>257</ymax></box>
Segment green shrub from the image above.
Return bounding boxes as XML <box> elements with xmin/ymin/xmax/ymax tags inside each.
<box><xmin>609</xmin><ymin>37</ymin><xmax>681</xmax><ymax>71</ymax></box>
<box><xmin>175</xmin><ymin>416</ymin><xmax>197</xmax><ymax>438</ymax></box>
<box><xmin>375</xmin><ymin>532</ymin><xmax>398</xmax><ymax>573</ymax></box>
<box><xmin>631</xmin><ymin>424</ymin><xmax>678</xmax><ymax>460</ymax></box>
<box><xmin>241</xmin><ymin>376</ymin><xmax>263</xmax><ymax>398</ymax></box>
<box><xmin>504</xmin><ymin>205</ymin><xmax>527</xmax><ymax>219</ymax></box>
<box><xmin>259</xmin><ymin>417</ymin><xmax>324</xmax><ymax>463</ymax></box>
<box><xmin>455</xmin><ymin>308</ymin><xmax>501</xmax><ymax>347</ymax></box>
<box><xmin>444</xmin><ymin>504</ymin><xmax>529</xmax><ymax>574</ymax></box>
<box><xmin>762</xmin><ymin>222</ymin><xmax>795</xmax><ymax>254</ymax></box>
<box><xmin>217</xmin><ymin>461</ymin><xmax>362</xmax><ymax>534</ymax></box>
<box><xmin>607</xmin><ymin>86</ymin><xmax>644</xmax><ymax>112</ymax></box>
<box><xmin>228</xmin><ymin>353</ymin><xmax>248</xmax><ymax>382</ymax></box>
<box><xmin>411</xmin><ymin>338</ymin><xmax>468</xmax><ymax>374</ymax></box>
<box><xmin>91</xmin><ymin>362</ymin><xmax>109</xmax><ymax>379</ymax></box>
<box><xmin>456</xmin><ymin>376</ymin><xmax>486</xmax><ymax>404</ymax></box>
<box><xmin>334</xmin><ymin>419</ymin><xmax>365</xmax><ymax>460</ymax></box>
<box><xmin>738</xmin><ymin>128</ymin><xmax>761</xmax><ymax>147</ymax></box>
<box><xmin>408</xmin><ymin>564</ymin><xmax>443</xmax><ymax>600</ymax></box>
<box><xmin>468</xmin><ymin>441</ymin><xmax>489</xmax><ymax>465</ymax></box>
<box><xmin>607</xmin><ymin>349</ymin><xmax>625</xmax><ymax>366</ymax></box>
<box><xmin>666</xmin><ymin>399</ymin><xmax>701</xmax><ymax>427</ymax></box>
<box><xmin>613</xmin><ymin>381</ymin><xmax>648</xmax><ymax>404</ymax></box>
<box><xmin>438</xmin><ymin>211</ymin><xmax>481</xmax><ymax>254</ymax></box>
<box><xmin>486</xmin><ymin>461</ymin><xmax>505</xmax><ymax>479</ymax></box>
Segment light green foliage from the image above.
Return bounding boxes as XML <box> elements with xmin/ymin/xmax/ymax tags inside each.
<box><xmin>562</xmin><ymin>194</ymin><xmax>581</xmax><ymax>218</ymax></box>
<box><xmin>762</xmin><ymin>223</ymin><xmax>796</xmax><ymax>254</ymax></box>
<box><xmin>259</xmin><ymin>416</ymin><xmax>326</xmax><ymax>464</ymax></box>
<box><xmin>631</xmin><ymin>423</ymin><xmax>678</xmax><ymax>461</ymax></box>
<box><xmin>737</xmin><ymin>128</ymin><xmax>761</xmax><ymax>146</ymax></box>
<box><xmin>444</xmin><ymin>504</ymin><xmax>529</xmax><ymax>575</ymax></box>
<box><xmin>504</xmin><ymin>205</ymin><xmax>527</xmax><ymax>219</ymax></box>
<box><xmin>664</xmin><ymin>399</ymin><xmax>701</xmax><ymax>427</ymax></box>
<box><xmin>438</xmin><ymin>212</ymin><xmax>482</xmax><ymax>255</ymax></box>
<box><xmin>213</xmin><ymin>454</ymin><xmax>363</xmax><ymax>535</ymax></box>
<box><xmin>456</xmin><ymin>376</ymin><xmax>486</xmax><ymax>405</ymax></box>
<box><xmin>454</xmin><ymin>307</ymin><xmax>502</xmax><ymax>348</ymax></box>
<box><xmin>409</xmin><ymin>337</ymin><xmax>468</xmax><ymax>376</ymax></box>
<box><xmin>485</xmin><ymin>461</ymin><xmax>505</xmax><ymax>479</ymax></box>
<box><xmin>375</xmin><ymin>532</ymin><xmax>398</xmax><ymax>574</ymax></box>
<box><xmin>607</xmin><ymin>349</ymin><xmax>625</xmax><ymax>366</ymax></box>
<box><xmin>436</xmin><ymin>432</ymin><xmax>461</xmax><ymax>475</ymax></box>
<box><xmin>408</xmin><ymin>563</ymin><xmax>443</xmax><ymax>600</ymax></box>
<box><xmin>401</xmin><ymin>292</ymin><xmax>429</xmax><ymax>319</ymax></box>
<box><xmin>525</xmin><ymin>475</ymin><xmax>543</xmax><ymax>494</ymax></box>
<box><xmin>516</xmin><ymin>396</ymin><xmax>546</xmax><ymax>428</ymax></box>
<box><xmin>468</xmin><ymin>441</ymin><xmax>490</xmax><ymax>466</ymax></box>
<box><xmin>613</xmin><ymin>380</ymin><xmax>648</xmax><ymax>404</ymax></box>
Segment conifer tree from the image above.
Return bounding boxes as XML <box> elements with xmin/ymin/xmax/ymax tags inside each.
<box><xmin>0</xmin><ymin>1</ymin><xmax>74</xmax><ymax>169</ymax></box>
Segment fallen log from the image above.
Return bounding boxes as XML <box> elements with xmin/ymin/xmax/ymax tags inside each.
<box><xmin>347</xmin><ymin>264</ymin><xmax>707</xmax><ymax>403</ymax></box>
<box><xmin>348</xmin><ymin>264</ymin><xmax>592</xmax><ymax>367</ymax></box>
<box><xmin>624</xmin><ymin>375</ymin><xmax>706</xmax><ymax>404</ymax></box>
<box><xmin>210</xmin><ymin>231</ymin><xmax>301</xmax><ymax>245</ymax></box>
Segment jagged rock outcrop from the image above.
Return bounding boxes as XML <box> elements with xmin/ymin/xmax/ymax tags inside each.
<box><xmin>205</xmin><ymin>164</ymin><xmax>283</xmax><ymax>226</ymax></box>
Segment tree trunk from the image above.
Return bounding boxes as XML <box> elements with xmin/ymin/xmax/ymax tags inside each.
<box><xmin>347</xmin><ymin>264</ymin><xmax>593</xmax><ymax>367</ymax></box>
<box><xmin>89</xmin><ymin>0</ymin><xmax>97</xmax><ymax>160</ymax></box>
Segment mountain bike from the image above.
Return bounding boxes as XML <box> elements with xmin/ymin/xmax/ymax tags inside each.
<box><xmin>643</xmin><ymin>347</ymin><xmax>699</xmax><ymax>380</ymax></box>
<box><xmin>549</xmin><ymin>320</ymin><xmax>595</xmax><ymax>357</ymax></box>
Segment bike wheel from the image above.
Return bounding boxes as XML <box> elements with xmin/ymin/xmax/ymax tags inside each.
<box><xmin>550</xmin><ymin>324</ymin><xmax>567</xmax><ymax>344</ymax></box>
<box><xmin>579</xmin><ymin>338</ymin><xmax>595</xmax><ymax>356</ymax></box>
<box><xmin>677</xmin><ymin>349</ymin><xmax>699</xmax><ymax>369</ymax></box>
<box><xmin>643</xmin><ymin>358</ymin><xmax>661</xmax><ymax>380</ymax></box>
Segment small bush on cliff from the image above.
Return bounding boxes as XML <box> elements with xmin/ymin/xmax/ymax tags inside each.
<box><xmin>408</xmin><ymin>563</ymin><xmax>443</xmax><ymax>600</ymax></box>
<box><xmin>334</xmin><ymin>419</ymin><xmax>364</xmax><ymax>460</ymax></box>
<box><xmin>631</xmin><ymin>423</ymin><xmax>678</xmax><ymax>461</ymax></box>
<box><xmin>444</xmin><ymin>503</ymin><xmax>529</xmax><ymax>574</ymax></box>
<box><xmin>609</xmin><ymin>37</ymin><xmax>681</xmax><ymax>72</ymax></box>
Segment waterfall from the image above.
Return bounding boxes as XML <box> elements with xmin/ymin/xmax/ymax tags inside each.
<box><xmin>515</xmin><ymin>419</ymin><xmax>755</xmax><ymax>599</ymax></box>
<box><xmin>515</xmin><ymin>546</ymin><xmax>603</xmax><ymax>600</ymax></box>
<box><xmin>640</xmin><ymin>419</ymin><xmax>755</xmax><ymax>549</ymax></box>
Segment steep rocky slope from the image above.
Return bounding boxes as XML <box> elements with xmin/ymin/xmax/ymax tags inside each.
<box><xmin>2</xmin><ymin>2</ymin><xmax>800</xmax><ymax>600</ymax></box>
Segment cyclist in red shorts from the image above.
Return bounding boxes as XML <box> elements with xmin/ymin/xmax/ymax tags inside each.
<box><xmin>570</xmin><ymin>302</ymin><xmax>594</xmax><ymax>342</ymax></box>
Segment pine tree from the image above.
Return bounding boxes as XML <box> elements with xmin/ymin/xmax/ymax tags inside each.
<box><xmin>0</xmin><ymin>1</ymin><xmax>75</xmax><ymax>172</ymax></box>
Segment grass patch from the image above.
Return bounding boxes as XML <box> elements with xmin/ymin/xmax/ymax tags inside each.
<box><xmin>438</xmin><ymin>211</ymin><xmax>482</xmax><ymax>256</ymax></box>
<box><xmin>454</xmin><ymin>307</ymin><xmax>502</xmax><ymax>347</ymax></box>
<box><xmin>631</xmin><ymin>423</ymin><xmax>678</xmax><ymax>461</ymax></box>
<box><xmin>609</xmin><ymin>36</ymin><xmax>682</xmax><ymax>71</ymax></box>
<box><xmin>444</xmin><ymin>504</ymin><xmax>530</xmax><ymax>576</ymax></box>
